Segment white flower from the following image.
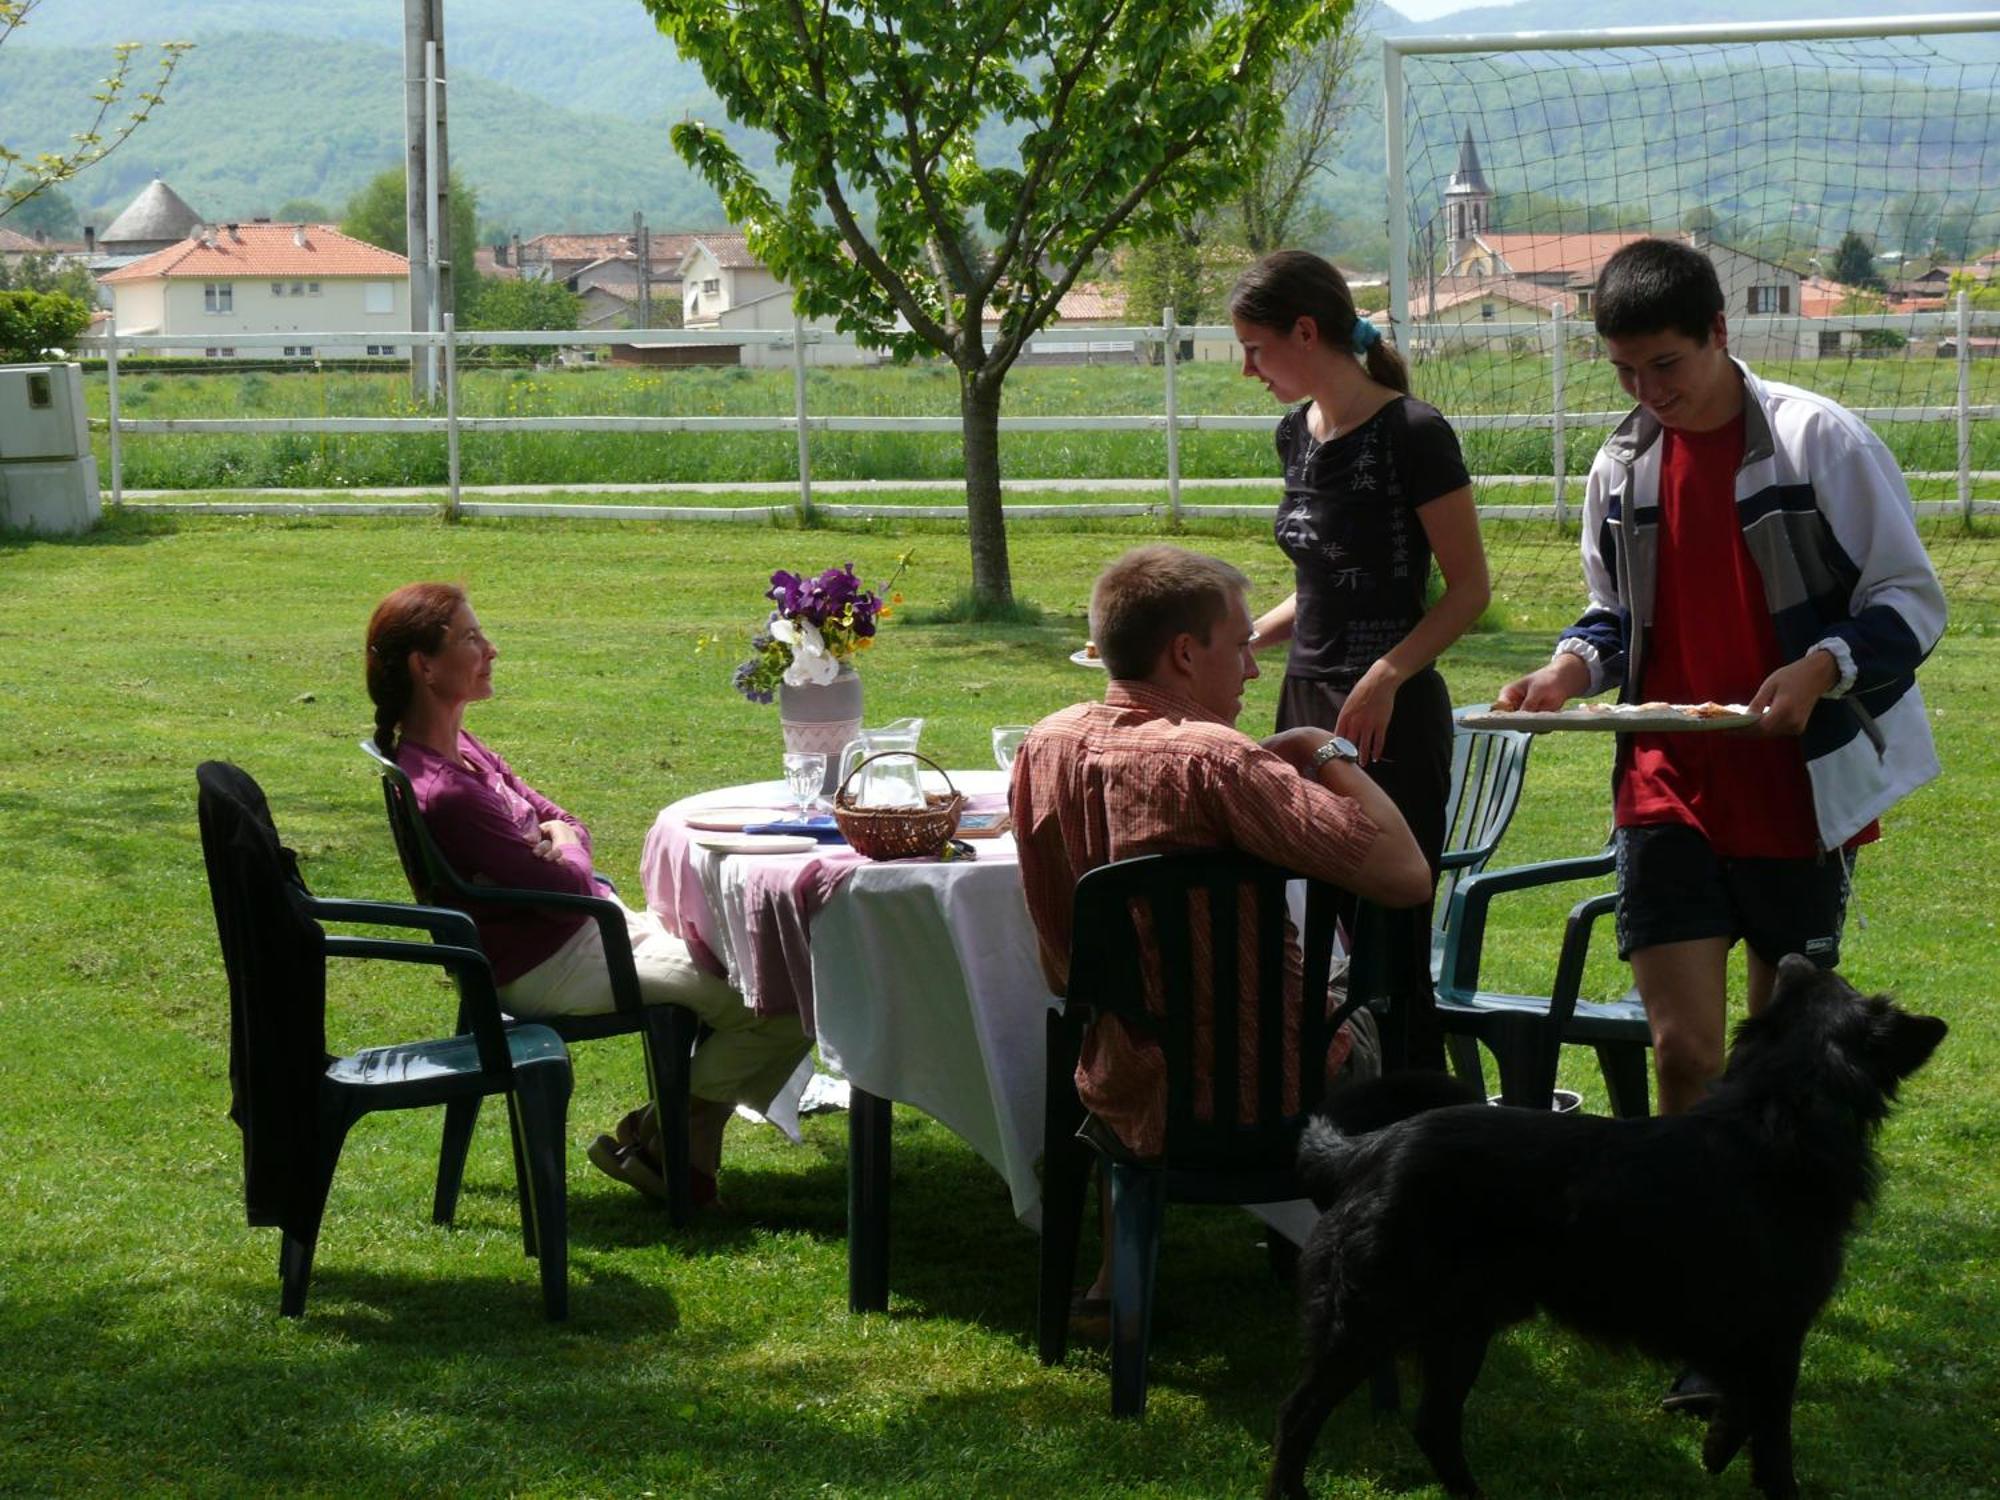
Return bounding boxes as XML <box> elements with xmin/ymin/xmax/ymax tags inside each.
<box><xmin>771</xmin><ymin>616</ymin><xmax>839</xmax><ymax>687</ymax></box>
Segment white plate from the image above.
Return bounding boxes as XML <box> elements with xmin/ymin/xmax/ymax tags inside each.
<box><xmin>1460</xmin><ymin>704</ymin><xmax>1758</xmax><ymax>733</ymax></box>
<box><xmin>683</xmin><ymin>806</ymin><xmax>790</xmax><ymax>832</ymax></box>
<box><xmin>1070</xmin><ymin>648</ymin><xmax>1106</xmax><ymax>669</ymax></box>
<box><xmin>691</xmin><ymin>832</ymin><xmax>820</xmax><ymax>855</ymax></box>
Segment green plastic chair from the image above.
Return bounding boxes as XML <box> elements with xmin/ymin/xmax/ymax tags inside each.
<box><xmin>198</xmin><ymin>760</ymin><xmax>572</xmax><ymax>1320</ymax></box>
<box><xmin>1431</xmin><ymin>710</ymin><xmax>1651</xmax><ymax>1117</ymax></box>
<box><xmin>359</xmin><ymin>739</ymin><xmax>704</xmax><ymax>1225</ymax></box>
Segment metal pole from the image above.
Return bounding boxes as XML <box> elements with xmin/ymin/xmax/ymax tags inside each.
<box><xmin>792</xmin><ymin>316</ymin><xmax>813</xmax><ymax>522</ymax></box>
<box><xmin>424</xmin><ymin>38</ymin><xmax>442</xmax><ymax>402</ymax></box>
<box><xmin>104</xmin><ymin>310</ymin><xmax>123</xmax><ymax>508</ymax></box>
<box><xmin>1384</xmin><ymin>40</ymin><xmax>1410</xmax><ymax>346</ymax></box>
<box><xmin>443</xmin><ymin>315</ymin><xmax>461</xmax><ymax>521</ymax></box>
<box><xmin>634</xmin><ymin>211</ymin><xmax>651</xmax><ymax>331</ymax></box>
<box><xmin>403</xmin><ymin>0</ymin><xmax>430</xmax><ymax>402</ymax></box>
<box><xmin>1550</xmin><ymin>300</ymin><xmax>1568</xmax><ymax>527</ymax></box>
<box><xmin>1162</xmin><ymin>306</ymin><xmax>1182</xmax><ymax>526</ymax></box>
<box><xmin>1956</xmin><ymin>289</ymin><xmax>1972</xmax><ymax>522</ymax></box>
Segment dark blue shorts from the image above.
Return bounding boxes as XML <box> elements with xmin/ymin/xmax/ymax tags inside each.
<box><xmin>1614</xmin><ymin>822</ymin><xmax>1856</xmax><ymax>967</ymax></box>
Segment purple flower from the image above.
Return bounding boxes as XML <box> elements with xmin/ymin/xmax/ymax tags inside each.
<box><xmin>766</xmin><ymin>569</ymin><xmax>807</xmax><ymax>618</ymax></box>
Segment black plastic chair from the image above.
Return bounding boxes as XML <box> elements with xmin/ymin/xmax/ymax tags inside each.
<box><xmin>1036</xmin><ymin>852</ymin><xmax>1399</xmax><ymax>1416</ymax></box>
<box><xmin>359</xmin><ymin>739</ymin><xmax>704</xmax><ymax>1224</ymax></box>
<box><xmin>197</xmin><ymin>760</ymin><xmax>572</xmax><ymax>1320</ymax></box>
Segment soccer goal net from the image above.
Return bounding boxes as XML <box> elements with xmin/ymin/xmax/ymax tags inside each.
<box><xmin>1381</xmin><ymin>14</ymin><xmax>2000</xmax><ymax>604</ymax></box>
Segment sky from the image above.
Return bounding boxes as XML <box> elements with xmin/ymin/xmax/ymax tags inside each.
<box><xmin>1391</xmin><ymin>0</ymin><xmax>1482</xmax><ymax>17</ymax></box>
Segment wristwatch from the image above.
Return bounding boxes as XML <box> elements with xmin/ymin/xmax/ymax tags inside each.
<box><xmin>1310</xmin><ymin>735</ymin><xmax>1361</xmax><ymax>770</ymax></box>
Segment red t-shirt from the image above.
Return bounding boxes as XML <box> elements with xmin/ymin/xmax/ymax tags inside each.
<box><xmin>1614</xmin><ymin>413</ymin><xmax>1834</xmax><ymax>857</ymax></box>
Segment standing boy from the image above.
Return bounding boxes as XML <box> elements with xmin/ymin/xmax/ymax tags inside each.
<box><xmin>1497</xmin><ymin>238</ymin><xmax>1944</xmax><ymax>1125</ymax></box>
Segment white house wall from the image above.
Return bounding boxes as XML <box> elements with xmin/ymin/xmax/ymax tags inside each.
<box><xmin>120</xmin><ymin>277</ymin><xmax>411</xmax><ymax>357</ymax></box>
<box><xmin>720</xmin><ymin>293</ymin><xmax>875</xmax><ymax>366</ymax></box>
<box><xmin>105</xmin><ymin>280</ymin><xmax>167</xmax><ymax>337</ymax></box>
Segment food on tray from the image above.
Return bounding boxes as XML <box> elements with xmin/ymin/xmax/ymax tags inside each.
<box><xmin>1571</xmin><ymin>701</ymin><xmax>1748</xmax><ymax>720</ymax></box>
<box><xmin>1463</xmin><ymin>701</ymin><xmax>1757</xmax><ymax>735</ymax></box>
<box><xmin>1084</xmin><ymin>640</ymin><xmax>1099</xmax><ymax>659</ymax></box>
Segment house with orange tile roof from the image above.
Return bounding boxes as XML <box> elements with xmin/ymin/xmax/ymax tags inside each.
<box><xmin>99</xmin><ymin>221</ymin><xmax>410</xmax><ymax>359</ymax></box>
<box><xmin>1436</xmin><ymin>131</ymin><xmax>1810</xmax><ymax>357</ymax></box>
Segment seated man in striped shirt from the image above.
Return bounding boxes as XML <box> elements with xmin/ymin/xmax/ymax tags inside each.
<box><xmin>1011</xmin><ymin>543</ymin><xmax>1431</xmax><ymax>1164</ymax></box>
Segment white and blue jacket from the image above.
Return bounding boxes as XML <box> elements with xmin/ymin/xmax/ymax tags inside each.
<box><xmin>1555</xmin><ymin>360</ymin><xmax>1945</xmax><ymax>851</ymax></box>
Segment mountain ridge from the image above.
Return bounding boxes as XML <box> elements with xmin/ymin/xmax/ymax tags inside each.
<box><xmin>4</xmin><ymin>0</ymin><xmax>1996</xmax><ymax>260</ymax></box>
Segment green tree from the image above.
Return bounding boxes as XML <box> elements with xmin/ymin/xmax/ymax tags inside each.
<box><xmin>274</xmin><ymin>197</ymin><xmax>333</xmax><ymax>224</ymax></box>
<box><xmin>1831</xmin><ymin>231</ymin><xmax>1883</xmax><ymax>291</ymax></box>
<box><xmin>646</xmin><ymin>0</ymin><xmax>1349</xmax><ymax>608</ymax></box>
<box><xmin>1119</xmin><ymin>232</ymin><xmax>1229</xmax><ymax>332</ymax></box>
<box><xmin>1681</xmin><ymin>204</ymin><xmax>1721</xmax><ymax>240</ymax></box>
<box><xmin>1948</xmin><ymin>271</ymin><xmax>2000</xmax><ymax>312</ymax></box>
<box><xmin>340</xmin><ymin>165</ymin><xmax>482</xmax><ymax>321</ymax></box>
<box><xmin>1232</xmin><ymin>0</ymin><xmax>1371</xmax><ymax>256</ymax></box>
<box><xmin>7</xmin><ymin>182</ymin><xmax>78</xmax><ymax>238</ymax></box>
<box><xmin>465</xmin><ymin>277</ymin><xmax>581</xmax><ymax>363</ymax></box>
<box><xmin>0</xmin><ymin>287</ymin><xmax>89</xmax><ymax>360</ymax></box>
<box><xmin>0</xmin><ymin>248</ymin><xmax>96</xmax><ymax>304</ymax></box>
<box><xmin>0</xmin><ymin>2</ymin><xmax>189</xmax><ymax>221</ymax></box>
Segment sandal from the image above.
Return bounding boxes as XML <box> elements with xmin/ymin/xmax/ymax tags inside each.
<box><xmin>1068</xmin><ymin>1290</ymin><xmax>1111</xmax><ymax>1341</ymax></box>
<box><xmin>587</xmin><ymin>1133</ymin><xmax>670</xmax><ymax>1203</ymax></box>
<box><xmin>588</xmin><ymin>1133</ymin><xmax>720</xmax><ymax>1210</ymax></box>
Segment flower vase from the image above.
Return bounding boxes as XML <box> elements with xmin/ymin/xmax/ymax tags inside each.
<box><xmin>779</xmin><ymin>665</ymin><xmax>863</xmax><ymax>796</ymax></box>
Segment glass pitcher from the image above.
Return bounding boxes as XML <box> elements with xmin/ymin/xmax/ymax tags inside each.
<box><xmin>838</xmin><ymin>717</ymin><xmax>928</xmax><ymax>809</ymax></box>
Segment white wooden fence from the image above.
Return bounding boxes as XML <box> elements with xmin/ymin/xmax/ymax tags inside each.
<box><xmin>77</xmin><ymin>297</ymin><xmax>1997</xmax><ymax>525</ymax></box>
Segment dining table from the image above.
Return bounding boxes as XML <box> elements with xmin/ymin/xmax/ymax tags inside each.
<box><xmin>640</xmin><ymin>767</ymin><xmax>1326</xmax><ymax>1312</ymax></box>
<box><xmin>640</xmin><ymin>768</ymin><xmax>1067</xmax><ymax>1310</ymax></box>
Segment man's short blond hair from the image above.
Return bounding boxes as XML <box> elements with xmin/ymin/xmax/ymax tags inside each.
<box><xmin>1089</xmin><ymin>545</ymin><xmax>1251</xmax><ymax>680</ymax></box>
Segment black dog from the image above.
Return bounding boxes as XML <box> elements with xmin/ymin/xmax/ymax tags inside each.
<box><xmin>1267</xmin><ymin>955</ymin><xmax>1946</xmax><ymax>1500</ymax></box>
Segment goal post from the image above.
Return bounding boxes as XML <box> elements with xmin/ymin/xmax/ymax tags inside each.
<box><xmin>1378</xmin><ymin>11</ymin><xmax>2000</xmax><ymax>527</ymax></box>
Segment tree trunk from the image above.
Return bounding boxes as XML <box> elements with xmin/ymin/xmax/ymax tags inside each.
<box><xmin>959</xmin><ymin>368</ymin><xmax>1014</xmax><ymax>609</ymax></box>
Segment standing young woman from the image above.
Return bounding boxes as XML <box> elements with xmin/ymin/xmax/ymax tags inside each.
<box><xmin>1229</xmin><ymin>250</ymin><xmax>1491</xmax><ymax>1066</ymax></box>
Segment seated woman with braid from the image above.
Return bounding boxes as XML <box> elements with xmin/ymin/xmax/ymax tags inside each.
<box><xmin>364</xmin><ymin>582</ymin><xmax>810</xmax><ymax>1208</ymax></box>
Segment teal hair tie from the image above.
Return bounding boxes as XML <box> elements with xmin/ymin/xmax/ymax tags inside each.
<box><xmin>1351</xmin><ymin>317</ymin><xmax>1382</xmax><ymax>354</ymax></box>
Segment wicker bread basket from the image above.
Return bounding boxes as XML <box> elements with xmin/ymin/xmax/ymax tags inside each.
<box><xmin>833</xmin><ymin>751</ymin><xmax>964</xmax><ymax>860</ymax></box>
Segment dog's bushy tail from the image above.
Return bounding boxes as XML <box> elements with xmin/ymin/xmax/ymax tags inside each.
<box><xmin>1298</xmin><ymin>1071</ymin><xmax>1483</xmax><ymax>1208</ymax></box>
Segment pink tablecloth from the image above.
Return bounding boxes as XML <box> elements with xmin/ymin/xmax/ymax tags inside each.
<box><xmin>639</xmin><ymin>782</ymin><xmax>1006</xmax><ymax>1036</ymax></box>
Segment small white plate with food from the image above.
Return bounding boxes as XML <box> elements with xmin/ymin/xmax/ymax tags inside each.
<box><xmin>1070</xmin><ymin>643</ymin><xmax>1107</xmax><ymax>669</ymax></box>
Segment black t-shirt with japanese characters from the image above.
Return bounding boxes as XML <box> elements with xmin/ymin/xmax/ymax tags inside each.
<box><xmin>1272</xmin><ymin>395</ymin><xmax>1470</xmax><ymax>686</ymax></box>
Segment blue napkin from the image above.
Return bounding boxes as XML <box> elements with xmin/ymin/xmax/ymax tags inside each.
<box><xmin>742</xmin><ymin>816</ymin><xmax>847</xmax><ymax>843</ymax></box>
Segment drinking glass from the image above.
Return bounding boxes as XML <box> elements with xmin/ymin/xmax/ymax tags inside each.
<box><xmin>782</xmin><ymin>751</ymin><xmax>827</xmax><ymax>819</ymax></box>
<box><xmin>991</xmin><ymin>725</ymin><xmax>1031</xmax><ymax>774</ymax></box>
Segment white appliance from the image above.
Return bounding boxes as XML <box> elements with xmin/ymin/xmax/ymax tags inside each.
<box><xmin>0</xmin><ymin>363</ymin><xmax>100</xmax><ymax>534</ymax></box>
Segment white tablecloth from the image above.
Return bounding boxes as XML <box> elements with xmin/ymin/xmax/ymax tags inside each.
<box><xmin>649</xmin><ymin>770</ymin><xmax>1319</xmax><ymax>1244</ymax></box>
<box><xmin>650</xmin><ymin>772</ymin><xmax>1062</xmax><ymax>1220</ymax></box>
<box><xmin>805</xmin><ymin>815</ymin><xmax>1058</xmax><ymax>1222</ymax></box>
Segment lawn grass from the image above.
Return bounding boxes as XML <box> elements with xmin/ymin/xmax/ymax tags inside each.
<box><xmin>0</xmin><ymin>511</ymin><xmax>1994</xmax><ymax>1497</ymax></box>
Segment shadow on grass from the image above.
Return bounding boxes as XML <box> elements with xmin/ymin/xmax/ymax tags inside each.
<box><xmin>896</xmin><ymin>609</ymin><xmax>1085</xmax><ymax>647</ymax></box>
<box><xmin>2</xmin><ymin>1141</ymin><xmax>1988</xmax><ymax>1497</ymax></box>
<box><xmin>265</xmin><ymin>1260</ymin><xmax>676</xmax><ymax>1344</ymax></box>
<box><xmin>0</xmin><ymin>509</ymin><xmax>182</xmax><ymax>553</ymax></box>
